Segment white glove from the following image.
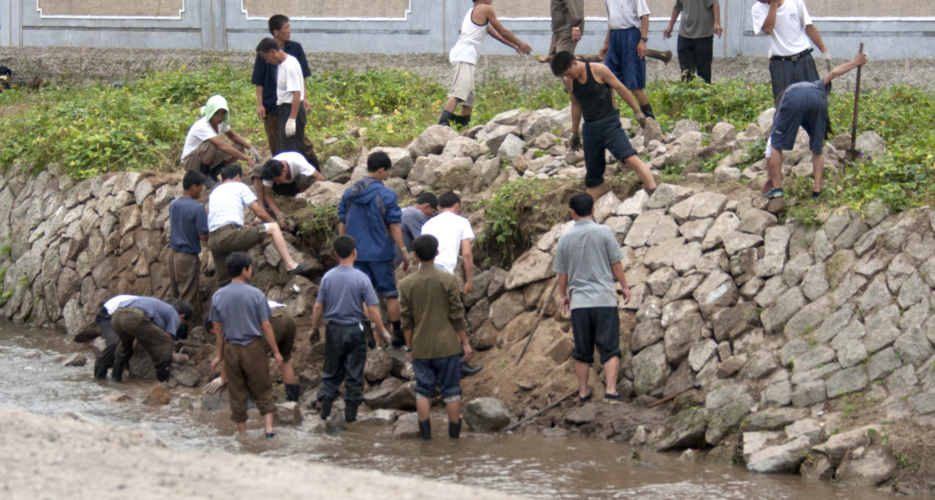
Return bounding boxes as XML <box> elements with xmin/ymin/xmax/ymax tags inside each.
<box><xmin>285</xmin><ymin>118</ymin><xmax>296</xmax><ymax>137</ymax></box>
<box><xmin>821</xmin><ymin>51</ymin><xmax>832</xmax><ymax>61</ymax></box>
<box><xmin>249</xmin><ymin>147</ymin><xmax>261</xmax><ymax>163</ymax></box>
<box><xmin>204</xmin><ymin>377</ymin><xmax>226</xmax><ymax>395</ymax></box>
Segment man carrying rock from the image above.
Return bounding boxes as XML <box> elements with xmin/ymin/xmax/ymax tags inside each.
<box><xmin>311</xmin><ymin>235</ymin><xmax>389</xmax><ymax>423</ymax></box>
<box><xmin>394</xmin><ymin>192</ymin><xmax>438</xmax><ymax>268</ymax></box>
<box><xmin>338</xmin><ymin>152</ymin><xmax>407</xmax><ymax>346</ymax></box>
<box><xmin>92</xmin><ymin>294</ymin><xmax>137</xmax><ymax>380</ymax></box>
<box><xmin>421</xmin><ymin>192</ymin><xmax>482</xmax><ymax>377</ymax></box>
<box><xmin>400</xmin><ymin>234</ymin><xmax>472</xmax><ymax>440</ymax></box>
<box><xmin>207</xmin><ymin>165</ymin><xmax>310</xmax><ymax>287</ymax></box>
<box><xmin>662</xmin><ymin>0</ymin><xmax>723</xmax><ymax>84</ymax></box>
<box><xmin>181</xmin><ymin>95</ymin><xmax>258</xmax><ymax>187</ymax></box>
<box><xmin>752</xmin><ymin>0</ymin><xmax>830</xmax><ymax>103</ymax></box>
<box><xmin>439</xmin><ymin>0</ymin><xmax>532</xmax><ymax>127</ymax></box>
<box><xmin>111</xmin><ymin>297</ymin><xmax>193</xmax><ymax>383</ymax></box>
<box><xmin>252</xmin><ymin>151</ymin><xmax>324</xmax><ymax>218</ymax></box>
<box><xmin>553</xmin><ymin>193</ymin><xmax>630</xmax><ymax>404</ymax></box>
<box><xmin>169</xmin><ymin>170</ymin><xmax>209</xmax><ymax>326</ymax></box>
<box><xmin>209</xmin><ymin>253</ymin><xmax>281</xmax><ymax>438</ymax></box>
<box><xmin>539</xmin><ymin>0</ymin><xmax>585</xmax><ymax>63</ymax></box>
<box><xmin>761</xmin><ymin>52</ymin><xmax>868</xmax><ymax>199</ymax></box>
<box><xmin>550</xmin><ymin>51</ymin><xmax>657</xmax><ymax>202</ymax></box>
<box><xmin>599</xmin><ymin>0</ymin><xmax>657</xmax><ymax>119</ymax></box>
<box><xmin>251</xmin><ymin>15</ymin><xmax>313</xmax><ymax>156</ymax></box>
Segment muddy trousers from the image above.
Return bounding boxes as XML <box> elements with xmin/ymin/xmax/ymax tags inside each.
<box><xmin>168</xmin><ymin>249</ymin><xmax>202</xmax><ymax>325</ymax></box>
<box><xmin>93</xmin><ymin>306</ymin><xmax>120</xmax><ymax>378</ymax></box>
<box><xmin>112</xmin><ymin>309</ymin><xmax>175</xmax><ymax>382</ymax></box>
<box><xmin>224</xmin><ymin>338</ymin><xmax>276</xmax><ymax>423</ymax></box>
<box><xmin>317</xmin><ymin>323</ymin><xmax>367</xmax><ymax>405</ymax></box>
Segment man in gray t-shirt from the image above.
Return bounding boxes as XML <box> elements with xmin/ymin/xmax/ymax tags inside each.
<box><xmin>663</xmin><ymin>0</ymin><xmax>722</xmax><ymax>84</ymax></box>
<box><xmin>553</xmin><ymin>193</ymin><xmax>631</xmax><ymax>405</ymax></box>
<box><xmin>209</xmin><ymin>252</ymin><xmax>283</xmax><ymax>439</ymax></box>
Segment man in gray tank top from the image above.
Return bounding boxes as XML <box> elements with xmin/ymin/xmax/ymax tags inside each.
<box><xmin>550</xmin><ymin>52</ymin><xmax>657</xmax><ymax>203</ymax></box>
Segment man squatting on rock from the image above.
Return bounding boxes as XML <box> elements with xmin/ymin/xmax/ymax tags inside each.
<box><xmin>421</xmin><ymin>192</ymin><xmax>482</xmax><ymax>377</ymax></box>
<box><xmin>312</xmin><ymin>235</ymin><xmax>389</xmax><ymax>423</ymax></box>
<box><xmin>551</xmin><ymin>51</ymin><xmax>657</xmax><ymax>203</ymax></box>
<box><xmin>209</xmin><ymin>252</ymin><xmax>283</xmax><ymax>438</ymax></box>
<box><xmin>761</xmin><ymin>52</ymin><xmax>868</xmax><ymax>200</ymax></box>
<box><xmin>662</xmin><ymin>0</ymin><xmax>723</xmax><ymax>84</ymax></box>
<box><xmin>168</xmin><ymin>170</ymin><xmax>209</xmax><ymax>326</ymax></box>
<box><xmin>206</xmin><ymin>165</ymin><xmax>310</xmax><ymax>287</ymax></box>
<box><xmin>111</xmin><ymin>297</ymin><xmax>193</xmax><ymax>383</ymax></box>
<box><xmin>338</xmin><ymin>152</ymin><xmax>408</xmax><ymax>346</ymax></box>
<box><xmin>252</xmin><ymin>150</ymin><xmax>324</xmax><ymax>219</ymax></box>
<box><xmin>400</xmin><ymin>235</ymin><xmax>473</xmax><ymax>440</ymax></box>
<box><xmin>180</xmin><ymin>95</ymin><xmax>259</xmax><ymax>187</ymax></box>
<box><xmin>554</xmin><ymin>193</ymin><xmax>630</xmax><ymax>404</ymax></box>
<box><xmin>439</xmin><ymin>0</ymin><xmax>532</xmax><ymax>128</ymax></box>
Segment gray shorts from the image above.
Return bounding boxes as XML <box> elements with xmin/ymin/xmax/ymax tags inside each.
<box><xmin>448</xmin><ymin>62</ymin><xmax>476</xmax><ymax>107</ymax></box>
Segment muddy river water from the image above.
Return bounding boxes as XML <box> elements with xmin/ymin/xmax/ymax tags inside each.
<box><xmin>0</xmin><ymin>322</ymin><xmax>910</xmax><ymax>500</ymax></box>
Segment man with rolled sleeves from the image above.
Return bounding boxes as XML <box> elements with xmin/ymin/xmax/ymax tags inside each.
<box><xmin>169</xmin><ymin>170</ymin><xmax>209</xmax><ymax>325</ymax></box>
<box><xmin>111</xmin><ymin>297</ymin><xmax>193</xmax><ymax>383</ymax></box>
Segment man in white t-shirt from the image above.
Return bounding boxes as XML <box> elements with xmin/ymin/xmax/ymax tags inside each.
<box><xmin>252</xmin><ymin>151</ymin><xmax>325</xmax><ymax>218</ymax></box>
<box><xmin>181</xmin><ymin>95</ymin><xmax>258</xmax><ymax>187</ymax></box>
<box><xmin>751</xmin><ymin>0</ymin><xmax>829</xmax><ymax>103</ymax></box>
<box><xmin>255</xmin><ymin>38</ymin><xmax>319</xmax><ymax>168</ymax></box>
<box><xmin>420</xmin><ymin>192</ymin><xmax>482</xmax><ymax>377</ymax></box>
<box><xmin>206</xmin><ymin>165</ymin><xmax>311</xmax><ymax>286</ymax></box>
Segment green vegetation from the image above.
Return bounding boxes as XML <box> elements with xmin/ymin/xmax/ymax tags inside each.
<box><xmin>295</xmin><ymin>205</ymin><xmax>340</xmax><ymax>242</ymax></box>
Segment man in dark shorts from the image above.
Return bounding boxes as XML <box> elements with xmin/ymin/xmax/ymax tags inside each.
<box><xmin>169</xmin><ymin>170</ymin><xmax>208</xmax><ymax>325</ymax></box>
<box><xmin>600</xmin><ymin>0</ymin><xmax>656</xmax><ymax>119</ymax></box>
<box><xmin>554</xmin><ymin>193</ymin><xmax>631</xmax><ymax>404</ymax></box>
<box><xmin>762</xmin><ymin>52</ymin><xmax>868</xmax><ymax>199</ymax></box>
<box><xmin>111</xmin><ymin>297</ymin><xmax>193</xmax><ymax>383</ymax></box>
<box><xmin>400</xmin><ymin>235</ymin><xmax>472</xmax><ymax>440</ymax></box>
<box><xmin>209</xmin><ymin>252</ymin><xmax>283</xmax><ymax>438</ymax></box>
<box><xmin>662</xmin><ymin>0</ymin><xmax>723</xmax><ymax>84</ymax></box>
<box><xmin>312</xmin><ymin>236</ymin><xmax>389</xmax><ymax>423</ymax></box>
<box><xmin>551</xmin><ymin>51</ymin><xmax>657</xmax><ymax>202</ymax></box>
<box><xmin>338</xmin><ymin>152</ymin><xmax>408</xmax><ymax>346</ymax></box>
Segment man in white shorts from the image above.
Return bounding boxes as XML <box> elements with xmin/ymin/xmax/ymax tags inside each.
<box><xmin>439</xmin><ymin>0</ymin><xmax>532</xmax><ymax>128</ymax></box>
<box><xmin>252</xmin><ymin>151</ymin><xmax>325</xmax><ymax>218</ymax></box>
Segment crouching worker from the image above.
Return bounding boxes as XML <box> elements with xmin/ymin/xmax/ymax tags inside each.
<box><xmin>762</xmin><ymin>51</ymin><xmax>869</xmax><ymax>199</ymax></box>
<box><xmin>93</xmin><ymin>295</ymin><xmax>137</xmax><ymax>379</ymax></box>
<box><xmin>400</xmin><ymin>235</ymin><xmax>472</xmax><ymax>440</ymax></box>
<box><xmin>312</xmin><ymin>235</ymin><xmax>389</xmax><ymax>423</ymax></box>
<box><xmin>252</xmin><ymin>150</ymin><xmax>324</xmax><ymax>219</ymax></box>
<box><xmin>181</xmin><ymin>95</ymin><xmax>259</xmax><ymax>186</ymax></box>
<box><xmin>209</xmin><ymin>252</ymin><xmax>282</xmax><ymax>439</ymax></box>
<box><xmin>111</xmin><ymin>297</ymin><xmax>193</xmax><ymax>383</ymax></box>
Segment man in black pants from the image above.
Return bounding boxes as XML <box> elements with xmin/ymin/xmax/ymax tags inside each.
<box><xmin>662</xmin><ymin>0</ymin><xmax>723</xmax><ymax>83</ymax></box>
<box><xmin>551</xmin><ymin>52</ymin><xmax>657</xmax><ymax>202</ymax></box>
<box><xmin>255</xmin><ymin>38</ymin><xmax>314</xmax><ymax>161</ymax></box>
<box><xmin>752</xmin><ymin>0</ymin><xmax>830</xmax><ymax>102</ymax></box>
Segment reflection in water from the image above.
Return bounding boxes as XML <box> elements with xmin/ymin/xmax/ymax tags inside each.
<box><xmin>0</xmin><ymin>323</ymin><xmax>900</xmax><ymax>500</ymax></box>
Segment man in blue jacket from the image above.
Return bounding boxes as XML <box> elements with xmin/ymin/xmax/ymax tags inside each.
<box><xmin>338</xmin><ymin>152</ymin><xmax>408</xmax><ymax>346</ymax></box>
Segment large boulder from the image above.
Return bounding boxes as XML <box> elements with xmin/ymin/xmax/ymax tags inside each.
<box><xmin>746</xmin><ymin>435</ymin><xmax>811</xmax><ymax>473</ymax></box>
<box><xmin>370</xmin><ymin>147</ymin><xmax>413</xmax><ymax>178</ymax></box>
<box><xmin>505</xmin><ymin>250</ymin><xmax>555</xmax><ymax>290</ymax></box>
<box><xmin>464</xmin><ymin>397</ymin><xmax>512</xmax><ymax>432</ymax></box>
<box><xmin>300</xmin><ymin>182</ymin><xmax>346</xmax><ymax>207</ymax></box>
<box><xmin>408</xmin><ymin>125</ymin><xmax>460</xmax><ymax>158</ymax></box>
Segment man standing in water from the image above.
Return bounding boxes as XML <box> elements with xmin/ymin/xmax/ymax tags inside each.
<box><xmin>111</xmin><ymin>297</ymin><xmax>193</xmax><ymax>383</ymax></box>
<box><xmin>550</xmin><ymin>51</ymin><xmax>657</xmax><ymax>202</ymax></box>
<box><xmin>554</xmin><ymin>193</ymin><xmax>630</xmax><ymax>404</ymax></box>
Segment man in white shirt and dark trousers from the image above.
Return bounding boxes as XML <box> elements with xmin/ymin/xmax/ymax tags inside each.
<box><xmin>600</xmin><ymin>0</ymin><xmax>656</xmax><ymax>119</ymax></box>
<box><xmin>206</xmin><ymin>165</ymin><xmax>310</xmax><ymax>287</ymax></box>
<box><xmin>421</xmin><ymin>192</ymin><xmax>482</xmax><ymax>377</ymax></box>
<box><xmin>252</xmin><ymin>151</ymin><xmax>324</xmax><ymax>218</ymax></box>
<box><xmin>439</xmin><ymin>0</ymin><xmax>532</xmax><ymax>128</ymax></box>
<box><xmin>180</xmin><ymin>95</ymin><xmax>258</xmax><ymax>187</ymax></box>
<box><xmin>255</xmin><ymin>38</ymin><xmax>318</xmax><ymax>166</ymax></box>
<box><xmin>752</xmin><ymin>0</ymin><xmax>830</xmax><ymax>103</ymax></box>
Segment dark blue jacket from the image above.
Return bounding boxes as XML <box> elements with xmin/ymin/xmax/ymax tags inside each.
<box><xmin>338</xmin><ymin>177</ymin><xmax>402</xmax><ymax>262</ymax></box>
<box><xmin>251</xmin><ymin>40</ymin><xmax>311</xmax><ymax>115</ymax></box>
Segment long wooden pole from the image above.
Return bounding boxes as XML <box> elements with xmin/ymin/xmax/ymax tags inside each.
<box><xmin>515</xmin><ymin>279</ymin><xmax>560</xmax><ymax>367</ymax></box>
<box><xmin>847</xmin><ymin>43</ymin><xmax>865</xmax><ymax>161</ymax></box>
<box><xmin>504</xmin><ymin>390</ymin><xmax>577</xmax><ymax>432</ymax></box>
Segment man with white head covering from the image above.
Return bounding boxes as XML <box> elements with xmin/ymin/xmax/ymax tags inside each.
<box><xmin>181</xmin><ymin>95</ymin><xmax>259</xmax><ymax>186</ymax></box>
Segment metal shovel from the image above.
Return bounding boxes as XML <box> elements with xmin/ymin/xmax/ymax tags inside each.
<box><xmin>845</xmin><ymin>43</ymin><xmax>865</xmax><ymax>162</ymax></box>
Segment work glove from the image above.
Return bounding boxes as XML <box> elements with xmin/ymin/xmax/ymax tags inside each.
<box><xmin>285</xmin><ymin>118</ymin><xmax>297</xmax><ymax>137</ymax></box>
<box><xmin>204</xmin><ymin>377</ymin><xmax>226</xmax><ymax>394</ymax></box>
<box><xmin>635</xmin><ymin>111</ymin><xmax>648</xmax><ymax>130</ymax></box>
<box><xmin>570</xmin><ymin>132</ymin><xmax>582</xmax><ymax>151</ymax></box>
<box><xmin>821</xmin><ymin>51</ymin><xmax>832</xmax><ymax>62</ymax></box>
<box><xmin>249</xmin><ymin>147</ymin><xmax>261</xmax><ymax>163</ymax></box>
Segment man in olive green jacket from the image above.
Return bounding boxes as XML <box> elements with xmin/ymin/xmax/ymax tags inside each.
<box><xmin>541</xmin><ymin>0</ymin><xmax>586</xmax><ymax>62</ymax></box>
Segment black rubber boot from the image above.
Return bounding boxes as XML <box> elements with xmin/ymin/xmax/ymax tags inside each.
<box><xmin>449</xmin><ymin>419</ymin><xmax>462</xmax><ymax>439</ymax></box>
<box><xmin>285</xmin><ymin>384</ymin><xmax>301</xmax><ymax>402</ymax></box>
<box><xmin>345</xmin><ymin>402</ymin><xmax>359</xmax><ymax>423</ymax></box>
<box><xmin>419</xmin><ymin>419</ymin><xmax>432</xmax><ymax>441</ymax></box>
<box><xmin>461</xmin><ymin>360</ymin><xmax>482</xmax><ymax>377</ymax></box>
<box><xmin>438</xmin><ymin>110</ymin><xmax>457</xmax><ymax>127</ymax></box>
<box><xmin>456</xmin><ymin>114</ymin><xmax>471</xmax><ymax>128</ymax></box>
<box><xmin>320</xmin><ymin>398</ymin><xmax>334</xmax><ymax>420</ymax></box>
<box><xmin>110</xmin><ymin>359</ymin><xmax>124</xmax><ymax>383</ymax></box>
<box><xmin>640</xmin><ymin>103</ymin><xmax>656</xmax><ymax>120</ymax></box>
<box><xmin>93</xmin><ymin>359</ymin><xmax>108</xmax><ymax>380</ymax></box>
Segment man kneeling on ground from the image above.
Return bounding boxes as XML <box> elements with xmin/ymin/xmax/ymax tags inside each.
<box><xmin>400</xmin><ymin>234</ymin><xmax>472</xmax><ymax>440</ymax></box>
<box><xmin>252</xmin><ymin>150</ymin><xmax>324</xmax><ymax>218</ymax></box>
<box><xmin>209</xmin><ymin>252</ymin><xmax>282</xmax><ymax>438</ymax></box>
<box><xmin>111</xmin><ymin>297</ymin><xmax>193</xmax><ymax>383</ymax></box>
<box><xmin>181</xmin><ymin>95</ymin><xmax>259</xmax><ymax>187</ymax></box>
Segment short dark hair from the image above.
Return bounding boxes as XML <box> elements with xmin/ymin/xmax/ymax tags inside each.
<box><xmin>256</xmin><ymin>38</ymin><xmax>280</xmax><ymax>54</ymax></box>
<box><xmin>367</xmin><ymin>152</ymin><xmax>392</xmax><ymax>173</ymax></box>
<box><xmin>333</xmin><ymin>235</ymin><xmax>356</xmax><ymax>259</ymax></box>
<box><xmin>268</xmin><ymin>15</ymin><xmax>289</xmax><ymax>35</ymax></box>
<box><xmin>183</xmin><ymin>170</ymin><xmax>206</xmax><ymax>190</ymax></box>
<box><xmin>438</xmin><ymin>192</ymin><xmax>460</xmax><ymax>209</ymax></box>
<box><xmin>226</xmin><ymin>252</ymin><xmax>253</xmax><ymax>279</ymax></box>
<box><xmin>167</xmin><ymin>298</ymin><xmax>194</xmax><ymax>320</ymax></box>
<box><xmin>413</xmin><ymin>235</ymin><xmax>439</xmax><ymax>262</ymax></box>
<box><xmin>550</xmin><ymin>51</ymin><xmax>576</xmax><ymax>77</ymax></box>
<box><xmin>415</xmin><ymin>192</ymin><xmax>438</xmax><ymax>209</ymax></box>
<box><xmin>261</xmin><ymin>159</ymin><xmax>285</xmax><ymax>181</ymax></box>
<box><xmin>220</xmin><ymin>164</ymin><xmax>242</xmax><ymax>181</ymax></box>
<box><xmin>569</xmin><ymin>192</ymin><xmax>594</xmax><ymax>217</ymax></box>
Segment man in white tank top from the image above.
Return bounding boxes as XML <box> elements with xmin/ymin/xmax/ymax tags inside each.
<box><xmin>439</xmin><ymin>0</ymin><xmax>532</xmax><ymax>128</ymax></box>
